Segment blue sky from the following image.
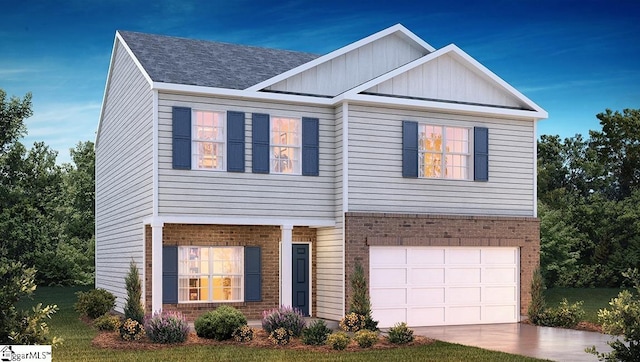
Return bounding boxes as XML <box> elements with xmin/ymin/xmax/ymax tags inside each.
<box><xmin>2</xmin><ymin>0</ymin><xmax>639</xmax><ymax>163</ymax></box>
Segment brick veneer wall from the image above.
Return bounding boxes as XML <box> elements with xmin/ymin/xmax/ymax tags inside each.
<box><xmin>144</xmin><ymin>224</ymin><xmax>316</xmax><ymax>321</ymax></box>
<box><xmin>344</xmin><ymin>212</ymin><xmax>540</xmax><ymax>317</ymax></box>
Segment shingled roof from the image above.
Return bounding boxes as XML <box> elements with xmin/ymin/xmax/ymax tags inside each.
<box><xmin>118</xmin><ymin>31</ymin><xmax>319</xmax><ymax>90</ymax></box>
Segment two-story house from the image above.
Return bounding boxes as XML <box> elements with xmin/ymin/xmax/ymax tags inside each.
<box><xmin>96</xmin><ymin>24</ymin><xmax>546</xmax><ymax>327</ymax></box>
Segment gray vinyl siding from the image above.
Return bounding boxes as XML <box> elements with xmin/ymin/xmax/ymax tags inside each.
<box><xmin>366</xmin><ymin>53</ymin><xmax>527</xmax><ymax>109</ymax></box>
<box><xmin>266</xmin><ymin>34</ymin><xmax>427</xmax><ymax>97</ymax></box>
<box><xmin>95</xmin><ymin>41</ymin><xmax>153</xmax><ymax>311</ymax></box>
<box><xmin>347</xmin><ymin>104</ymin><xmax>535</xmax><ymax>216</ymax></box>
<box><xmin>157</xmin><ymin>93</ymin><xmax>336</xmax><ymax>219</ymax></box>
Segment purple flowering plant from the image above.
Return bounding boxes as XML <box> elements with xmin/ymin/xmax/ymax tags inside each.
<box><xmin>261</xmin><ymin>305</ymin><xmax>306</xmax><ymax>337</ymax></box>
<box><xmin>143</xmin><ymin>311</ymin><xmax>190</xmax><ymax>344</ymax></box>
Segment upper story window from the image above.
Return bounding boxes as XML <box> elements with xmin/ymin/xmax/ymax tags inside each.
<box><xmin>193</xmin><ymin>110</ymin><xmax>225</xmax><ymax>170</ymax></box>
<box><xmin>419</xmin><ymin>125</ymin><xmax>469</xmax><ymax>179</ymax></box>
<box><xmin>270</xmin><ymin>117</ymin><xmax>301</xmax><ymax>174</ymax></box>
<box><xmin>178</xmin><ymin>246</ymin><xmax>244</xmax><ymax>303</ymax></box>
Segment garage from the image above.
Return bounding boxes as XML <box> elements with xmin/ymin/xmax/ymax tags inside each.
<box><xmin>370</xmin><ymin>246</ymin><xmax>519</xmax><ymax>327</ymax></box>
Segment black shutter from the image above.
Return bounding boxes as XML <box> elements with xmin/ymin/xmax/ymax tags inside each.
<box><xmin>252</xmin><ymin>113</ymin><xmax>270</xmax><ymax>173</ymax></box>
<box><xmin>474</xmin><ymin>127</ymin><xmax>489</xmax><ymax>182</ymax></box>
<box><xmin>227</xmin><ymin>111</ymin><xmax>245</xmax><ymax>172</ymax></box>
<box><xmin>402</xmin><ymin>121</ymin><xmax>418</xmax><ymax>178</ymax></box>
<box><xmin>172</xmin><ymin>107</ymin><xmax>191</xmax><ymax>169</ymax></box>
<box><xmin>301</xmin><ymin>117</ymin><xmax>319</xmax><ymax>176</ymax></box>
<box><xmin>162</xmin><ymin>246</ymin><xmax>178</xmax><ymax>304</ymax></box>
<box><xmin>244</xmin><ymin>246</ymin><xmax>262</xmax><ymax>302</ymax></box>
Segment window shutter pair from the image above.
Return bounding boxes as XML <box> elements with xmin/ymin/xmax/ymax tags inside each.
<box><xmin>171</xmin><ymin>107</ymin><xmax>245</xmax><ymax>171</ymax></box>
<box><xmin>252</xmin><ymin>113</ymin><xmax>320</xmax><ymax>175</ymax></box>
<box><xmin>401</xmin><ymin>121</ymin><xmax>489</xmax><ymax>181</ymax></box>
<box><xmin>162</xmin><ymin>246</ymin><xmax>262</xmax><ymax>304</ymax></box>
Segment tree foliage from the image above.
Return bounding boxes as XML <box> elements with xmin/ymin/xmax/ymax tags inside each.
<box><xmin>124</xmin><ymin>260</ymin><xmax>144</xmax><ymax>323</ymax></box>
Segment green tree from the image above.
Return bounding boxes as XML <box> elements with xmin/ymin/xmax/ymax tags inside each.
<box><xmin>348</xmin><ymin>261</ymin><xmax>378</xmax><ymax>331</ymax></box>
<box><xmin>124</xmin><ymin>260</ymin><xmax>144</xmax><ymax>323</ymax></box>
<box><xmin>0</xmin><ymin>89</ymin><xmax>31</xmax><ymax>153</ymax></box>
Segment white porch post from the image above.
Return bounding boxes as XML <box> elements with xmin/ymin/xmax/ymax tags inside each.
<box><xmin>151</xmin><ymin>220</ymin><xmax>164</xmax><ymax>313</ymax></box>
<box><xmin>280</xmin><ymin>224</ymin><xmax>293</xmax><ymax>307</ymax></box>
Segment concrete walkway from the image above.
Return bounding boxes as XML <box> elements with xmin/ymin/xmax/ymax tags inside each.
<box><xmin>414</xmin><ymin>323</ymin><xmax>615</xmax><ymax>362</ymax></box>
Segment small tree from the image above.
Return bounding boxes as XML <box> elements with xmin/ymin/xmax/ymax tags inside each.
<box><xmin>124</xmin><ymin>260</ymin><xmax>144</xmax><ymax>323</ymax></box>
<box><xmin>527</xmin><ymin>267</ymin><xmax>546</xmax><ymax>325</ymax></box>
<box><xmin>349</xmin><ymin>261</ymin><xmax>378</xmax><ymax>331</ymax></box>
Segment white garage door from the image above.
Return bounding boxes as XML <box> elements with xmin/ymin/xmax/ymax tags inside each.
<box><xmin>370</xmin><ymin>246</ymin><xmax>519</xmax><ymax>327</ymax></box>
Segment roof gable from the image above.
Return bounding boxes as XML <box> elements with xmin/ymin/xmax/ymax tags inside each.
<box><xmin>249</xmin><ymin>24</ymin><xmax>435</xmax><ymax>96</ymax></box>
<box><xmin>118</xmin><ymin>31</ymin><xmax>318</xmax><ymax>90</ymax></box>
<box><xmin>347</xmin><ymin>44</ymin><xmax>546</xmax><ymax>115</ymax></box>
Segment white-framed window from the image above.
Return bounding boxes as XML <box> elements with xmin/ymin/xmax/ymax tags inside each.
<box><xmin>193</xmin><ymin>110</ymin><xmax>225</xmax><ymax>170</ymax></box>
<box><xmin>178</xmin><ymin>246</ymin><xmax>243</xmax><ymax>303</ymax></box>
<box><xmin>419</xmin><ymin>125</ymin><xmax>470</xmax><ymax>179</ymax></box>
<box><xmin>270</xmin><ymin>117</ymin><xmax>301</xmax><ymax>174</ymax></box>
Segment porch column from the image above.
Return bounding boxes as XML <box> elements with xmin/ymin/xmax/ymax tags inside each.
<box><xmin>280</xmin><ymin>224</ymin><xmax>293</xmax><ymax>307</ymax></box>
<box><xmin>151</xmin><ymin>220</ymin><xmax>164</xmax><ymax>313</ymax></box>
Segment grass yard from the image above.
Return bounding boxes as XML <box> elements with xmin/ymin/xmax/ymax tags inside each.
<box><xmin>19</xmin><ymin>286</ymin><xmax>547</xmax><ymax>362</ymax></box>
<box><xmin>545</xmin><ymin>287</ymin><xmax>623</xmax><ymax>324</ymax></box>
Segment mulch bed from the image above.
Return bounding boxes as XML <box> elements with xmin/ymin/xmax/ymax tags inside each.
<box><xmin>91</xmin><ymin>329</ymin><xmax>434</xmax><ymax>352</ymax></box>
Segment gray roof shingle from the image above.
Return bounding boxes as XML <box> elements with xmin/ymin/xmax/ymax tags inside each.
<box><xmin>118</xmin><ymin>31</ymin><xmax>319</xmax><ymax>90</ymax></box>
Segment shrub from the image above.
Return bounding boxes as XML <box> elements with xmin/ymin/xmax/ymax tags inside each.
<box><xmin>93</xmin><ymin>314</ymin><xmax>121</xmax><ymax>331</ymax></box>
<box><xmin>339</xmin><ymin>312</ymin><xmax>365</xmax><ymax>332</ymax></box>
<box><xmin>528</xmin><ymin>267</ymin><xmax>546</xmax><ymax>325</ymax></box>
<box><xmin>232</xmin><ymin>325</ymin><xmax>254</xmax><ymax>342</ymax></box>
<box><xmin>326</xmin><ymin>331</ymin><xmax>350</xmax><ymax>350</ymax></box>
<box><xmin>124</xmin><ymin>260</ymin><xmax>144</xmax><ymax>323</ymax></box>
<box><xmin>144</xmin><ymin>311</ymin><xmax>189</xmax><ymax>344</ymax></box>
<box><xmin>194</xmin><ymin>305</ymin><xmax>247</xmax><ymax>341</ymax></box>
<box><xmin>74</xmin><ymin>288</ymin><xmax>115</xmax><ymax>319</ymax></box>
<box><xmin>261</xmin><ymin>306</ymin><xmax>306</xmax><ymax>337</ymax></box>
<box><xmin>119</xmin><ymin>318</ymin><xmax>145</xmax><ymax>341</ymax></box>
<box><xmin>387</xmin><ymin>322</ymin><xmax>414</xmax><ymax>344</ymax></box>
<box><xmin>536</xmin><ymin>299</ymin><xmax>584</xmax><ymax>328</ymax></box>
<box><xmin>268</xmin><ymin>327</ymin><xmax>292</xmax><ymax>346</ymax></box>
<box><xmin>302</xmin><ymin>319</ymin><xmax>332</xmax><ymax>346</ymax></box>
<box><xmin>354</xmin><ymin>329</ymin><xmax>378</xmax><ymax>348</ymax></box>
<box><xmin>349</xmin><ymin>261</ymin><xmax>379</xmax><ymax>331</ymax></box>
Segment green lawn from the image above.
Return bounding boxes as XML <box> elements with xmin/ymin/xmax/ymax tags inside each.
<box><xmin>20</xmin><ymin>286</ymin><xmax>547</xmax><ymax>362</ymax></box>
<box><xmin>545</xmin><ymin>287</ymin><xmax>623</xmax><ymax>323</ymax></box>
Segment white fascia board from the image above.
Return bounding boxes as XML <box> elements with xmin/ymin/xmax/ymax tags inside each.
<box><xmin>341</xmin><ymin>44</ymin><xmax>548</xmax><ymax>119</ymax></box>
<box><xmin>245</xmin><ymin>23</ymin><xmax>435</xmax><ymax>92</ymax></box>
<box><xmin>142</xmin><ymin>215</ymin><xmax>335</xmax><ymax>228</ymax></box>
<box><xmin>152</xmin><ymin>82</ymin><xmax>333</xmax><ymax>106</ymax></box>
<box><xmin>344</xmin><ymin>93</ymin><xmax>547</xmax><ymax>120</ymax></box>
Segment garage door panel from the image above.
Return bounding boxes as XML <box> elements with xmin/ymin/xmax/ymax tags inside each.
<box><xmin>408</xmin><ymin>248</ymin><xmax>444</xmax><ymax>265</ymax></box>
<box><xmin>373</xmin><ymin>308</ymin><xmax>406</xmax><ymax>328</ymax></box>
<box><xmin>449</xmin><ymin>287</ymin><xmax>481</xmax><ymax>303</ymax></box>
<box><xmin>372</xmin><ymin>288</ymin><xmax>407</xmax><ymax>306</ymax></box>
<box><xmin>411</xmin><ymin>268</ymin><xmax>444</xmax><ymax>284</ymax></box>
<box><xmin>370</xmin><ymin>248</ymin><xmax>406</xmax><ymax>264</ymax></box>
<box><xmin>370</xmin><ymin>268</ymin><xmax>406</xmax><ymax>286</ymax></box>
<box><xmin>409</xmin><ymin>307</ymin><xmax>445</xmax><ymax>326</ymax></box>
<box><xmin>410</xmin><ymin>288</ymin><xmax>444</xmax><ymax>304</ymax></box>
<box><xmin>484</xmin><ymin>267</ymin><xmax>517</xmax><ymax>283</ymax></box>
<box><xmin>447</xmin><ymin>306</ymin><xmax>481</xmax><ymax>324</ymax></box>
<box><xmin>447</xmin><ymin>249</ymin><xmax>481</xmax><ymax>264</ymax></box>
<box><xmin>484</xmin><ymin>286</ymin><xmax>517</xmax><ymax>302</ymax></box>
<box><xmin>448</xmin><ymin>268</ymin><xmax>481</xmax><ymax>283</ymax></box>
<box><xmin>483</xmin><ymin>305</ymin><xmax>517</xmax><ymax>322</ymax></box>
<box><xmin>483</xmin><ymin>248</ymin><xmax>517</xmax><ymax>264</ymax></box>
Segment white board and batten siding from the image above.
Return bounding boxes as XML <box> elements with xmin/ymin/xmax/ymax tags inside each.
<box><xmin>156</xmin><ymin>92</ymin><xmax>337</xmax><ymax>220</ymax></box>
<box><xmin>366</xmin><ymin>53</ymin><xmax>528</xmax><ymax>109</ymax></box>
<box><xmin>266</xmin><ymin>34</ymin><xmax>427</xmax><ymax>97</ymax></box>
<box><xmin>96</xmin><ymin>41</ymin><xmax>154</xmax><ymax>311</ymax></box>
<box><xmin>370</xmin><ymin>246</ymin><xmax>519</xmax><ymax>327</ymax></box>
<box><xmin>347</xmin><ymin>104</ymin><xmax>535</xmax><ymax>216</ymax></box>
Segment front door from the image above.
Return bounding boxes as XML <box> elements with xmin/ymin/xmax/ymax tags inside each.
<box><xmin>292</xmin><ymin>244</ymin><xmax>310</xmax><ymax>316</ymax></box>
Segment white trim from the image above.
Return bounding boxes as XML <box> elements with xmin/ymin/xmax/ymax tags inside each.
<box><xmin>342</xmin><ymin>102</ymin><xmax>349</xmax><ymax>213</ymax></box>
<box><xmin>292</xmin><ymin>241</ymin><xmax>313</xmax><ymax>317</ymax></box>
<box><xmin>116</xmin><ymin>31</ymin><xmax>154</xmax><ymax>86</ymax></box>
<box><xmin>280</xmin><ymin>225</ymin><xmax>293</xmax><ymax>308</ymax></box>
<box><xmin>340</xmin><ymin>44</ymin><xmax>547</xmax><ymax>119</ymax></box>
<box><xmin>142</xmin><ymin>215</ymin><xmax>335</xmax><ymax>228</ymax></box>
<box><xmin>152</xmin><ymin>90</ymin><xmax>159</xmax><ymax>216</ymax></box>
<box><xmin>533</xmin><ymin>120</ymin><xmax>538</xmax><ymax>217</ymax></box>
<box><xmin>151</xmin><ymin>220</ymin><xmax>164</xmax><ymax>313</ymax></box>
<box><xmin>246</xmin><ymin>24</ymin><xmax>435</xmax><ymax>92</ymax></box>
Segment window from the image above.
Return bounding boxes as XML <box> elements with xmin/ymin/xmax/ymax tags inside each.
<box><xmin>193</xmin><ymin>110</ymin><xmax>225</xmax><ymax>170</ymax></box>
<box><xmin>419</xmin><ymin>125</ymin><xmax>469</xmax><ymax>179</ymax></box>
<box><xmin>178</xmin><ymin>246</ymin><xmax>243</xmax><ymax>302</ymax></box>
<box><xmin>270</xmin><ymin>117</ymin><xmax>301</xmax><ymax>174</ymax></box>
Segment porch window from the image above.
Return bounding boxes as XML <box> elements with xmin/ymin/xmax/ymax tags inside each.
<box><xmin>178</xmin><ymin>246</ymin><xmax>243</xmax><ymax>302</ymax></box>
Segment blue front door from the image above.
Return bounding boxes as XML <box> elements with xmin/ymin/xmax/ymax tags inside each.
<box><xmin>292</xmin><ymin>244</ymin><xmax>310</xmax><ymax>316</ymax></box>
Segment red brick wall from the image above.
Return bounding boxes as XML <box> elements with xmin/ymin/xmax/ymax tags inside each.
<box><xmin>144</xmin><ymin>224</ymin><xmax>316</xmax><ymax>321</ymax></box>
<box><xmin>344</xmin><ymin>212</ymin><xmax>540</xmax><ymax>316</ymax></box>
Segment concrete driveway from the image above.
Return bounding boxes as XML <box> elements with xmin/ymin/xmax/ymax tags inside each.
<box><xmin>414</xmin><ymin>323</ymin><xmax>615</xmax><ymax>361</ymax></box>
